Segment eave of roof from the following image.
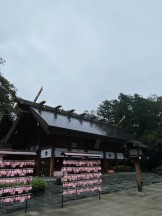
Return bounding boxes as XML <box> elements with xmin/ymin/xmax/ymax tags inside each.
<box><xmin>127</xmin><ymin>140</ymin><xmax>148</xmax><ymax>149</ymax></box>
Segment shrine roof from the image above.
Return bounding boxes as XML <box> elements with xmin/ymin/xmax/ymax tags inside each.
<box><xmin>29</xmin><ymin>105</ymin><xmax>132</xmax><ymax>141</ymax></box>
<box><xmin>4</xmin><ymin>99</ymin><xmax>147</xmax><ymax>149</ymax></box>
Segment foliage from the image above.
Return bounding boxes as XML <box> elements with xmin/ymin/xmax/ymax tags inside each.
<box><xmin>152</xmin><ymin>166</ymin><xmax>162</xmax><ymax>174</ymax></box>
<box><xmin>0</xmin><ymin>183</ymin><xmax>23</xmax><ymax>188</ymax></box>
<box><xmin>84</xmin><ymin>110</ymin><xmax>98</xmax><ymax>118</ymax></box>
<box><xmin>31</xmin><ymin>177</ymin><xmax>47</xmax><ymax>193</ymax></box>
<box><xmin>0</xmin><ymin>58</ymin><xmax>18</xmax><ymax>121</ymax></box>
<box><xmin>0</xmin><ymin>74</ymin><xmax>18</xmax><ymax>120</ymax></box>
<box><xmin>149</xmin><ymin>143</ymin><xmax>162</xmax><ymax>168</ymax></box>
<box><xmin>95</xmin><ymin>93</ymin><xmax>162</xmax><ymax>168</ymax></box>
<box><xmin>97</xmin><ymin>93</ymin><xmax>162</xmax><ymax>144</ymax></box>
<box><xmin>0</xmin><ymin>57</ymin><xmax>6</xmax><ymax>65</ymax></box>
<box><xmin>0</xmin><ymin>59</ymin><xmax>18</xmax><ymax>145</ymax></box>
<box><xmin>0</xmin><ymin>184</ymin><xmax>11</xmax><ymax>188</ymax></box>
<box><xmin>113</xmin><ymin>165</ymin><xmax>134</xmax><ymax>172</ymax></box>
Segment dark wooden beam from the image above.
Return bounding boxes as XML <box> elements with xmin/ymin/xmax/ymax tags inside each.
<box><xmin>34</xmin><ymin>86</ymin><xmax>44</xmax><ymax>103</ymax></box>
<box><xmin>89</xmin><ymin>116</ymin><xmax>97</xmax><ymax>120</ymax></box>
<box><xmin>54</xmin><ymin>105</ymin><xmax>62</xmax><ymax>109</ymax></box>
<box><xmin>35</xmin><ymin>136</ymin><xmax>41</xmax><ymax>176</ymax></box>
<box><xmin>67</xmin><ymin>109</ymin><xmax>75</xmax><ymax>113</ymax></box>
<box><xmin>39</xmin><ymin>100</ymin><xmax>47</xmax><ymax>106</ymax></box>
<box><xmin>79</xmin><ymin>113</ymin><xmax>86</xmax><ymax>117</ymax></box>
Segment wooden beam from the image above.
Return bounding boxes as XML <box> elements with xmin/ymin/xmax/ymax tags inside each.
<box><xmin>79</xmin><ymin>113</ymin><xmax>86</xmax><ymax>117</ymax></box>
<box><xmin>114</xmin><ymin>152</ymin><xmax>118</xmax><ymax>172</ymax></box>
<box><xmin>34</xmin><ymin>85</ymin><xmax>44</xmax><ymax>103</ymax></box>
<box><xmin>50</xmin><ymin>136</ymin><xmax>55</xmax><ymax>177</ymax></box>
<box><xmin>67</xmin><ymin>109</ymin><xmax>75</xmax><ymax>113</ymax></box>
<box><xmin>103</xmin><ymin>151</ymin><xmax>108</xmax><ymax>173</ymax></box>
<box><xmin>39</xmin><ymin>100</ymin><xmax>47</xmax><ymax>106</ymax></box>
<box><xmin>54</xmin><ymin>105</ymin><xmax>62</xmax><ymax>109</ymax></box>
<box><xmin>4</xmin><ymin>116</ymin><xmax>21</xmax><ymax>145</ymax></box>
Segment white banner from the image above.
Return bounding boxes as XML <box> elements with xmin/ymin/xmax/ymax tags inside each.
<box><xmin>53</xmin><ymin>171</ymin><xmax>63</xmax><ymax>177</ymax></box>
<box><xmin>106</xmin><ymin>152</ymin><xmax>115</xmax><ymax>159</ymax></box>
<box><xmin>117</xmin><ymin>153</ymin><xmax>124</xmax><ymax>159</ymax></box>
<box><xmin>41</xmin><ymin>149</ymin><xmax>51</xmax><ymax>158</ymax></box>
<box><xmin>105</xmin><ymin>152</ymin><xmax>124</xmax><ymax>159</ymax></box>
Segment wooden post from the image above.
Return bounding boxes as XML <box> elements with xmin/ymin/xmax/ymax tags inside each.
<box><xmin>50</xmin><ymin>136</ymin><xmax>55</xmax><ymax>177</ymax></box>
<box><xmin>103</xmin><ymin>151</ymin><xmax>108</xmax><ymax>173</ymax></box>
<box><xmin>35</xmin><ymin>137</ymin><xmax>41</xmax><ymax>176</ymax></box>
<box><xmin>134</xmin><ymin>158</ymin><xmax>143</xmax><ymax>192</ymax></box>
<box><xmin>114</xmin><ymin>152</ymin><xmax>118</xmax><ymax>172</ymax></box>
<box><xmin>35</xmin><ymin>151</ymin><xmax>41</xmax><ymax>176</ymax></box>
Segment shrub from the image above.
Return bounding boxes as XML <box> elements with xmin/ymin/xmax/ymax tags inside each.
<box><xmin>115</xmin><ymin>165</ymin><xmax>134</xmax><ymax>172</ymax></box>
<box><xmin>31</xmin><ymin>177</ymin><xmax>47</xmax><ymax>193</ymax></box>
<box><xmin>153</xmin><ymin>166</ymin><xmax>162</xmax><ymax>174</ymax></box>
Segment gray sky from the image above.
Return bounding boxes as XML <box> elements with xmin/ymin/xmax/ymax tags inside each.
<box><xmin>1</xmin><ymin>0</ymin><xmax>162</xmax><ymax>113</ymax></box>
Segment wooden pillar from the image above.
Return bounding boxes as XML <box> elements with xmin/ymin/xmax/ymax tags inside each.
<box><xmin>114</xmin><ymin>152</ymin><xmax>118</xmax><ymax>172</ymax></box>
<box><xmin>103</xmin><ymin>151</ymin><xmax>108</xmax><ymax>173</ymax></box>
<box><xmin>50</xmin><ymin>136</ymin><xmax>55</xmax><ymax>177</ymax></box>
<box><xmin>36</xmin><ymin>137</ymin><xmax>41</xmax><ymax>176</ymax></box>
<box><xmin>124</xmin><ymin>155</ymin><xmax>127</xmax><ymax>172</ymax></box>
<box><xmin>68</xmin><ymin>137</ymin><xmax>71</xmax><ymax>151</ymax></box>
<box><xmin>35</xmin><ymin>151</ymin><xmax>41</xmax><ymax>176</ymax></box>
<box><xmin>134</xmin><ymin>158</ymin><xmax>143</xmax><ymax>192</ymax></box>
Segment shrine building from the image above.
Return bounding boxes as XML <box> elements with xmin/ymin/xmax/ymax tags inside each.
<box><xmin>4</xmin><ymin>99</ymin><xmax>147</xmax><ymax>176</ymax></box>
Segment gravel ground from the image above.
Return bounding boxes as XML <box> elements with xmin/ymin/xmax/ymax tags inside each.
<box><xmin>0</xmin><ymin>172</ymin><xmax>161</xmax><ymax>215</ymax></box>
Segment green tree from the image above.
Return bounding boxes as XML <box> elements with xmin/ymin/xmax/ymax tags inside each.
<box><xmin>84</xmin><ymin>110</ymin><xmax>98</xmax><ymax>118</ymax></box>
<box><xmin>0</xmin><ymin>75</ymin><xmax>18</xmax><ymax>120</ymax></box>
<box><xmin>97</xmin><ymin>93</ymin><xmax>162</xmax><ymax>144</ymax></box>
<box><xmin>0</xmin><ymin>58</ymin><xmax>18</xmax><ymax>144</ymax></box>
<box><xmin>96</xmin><ymin>93</ymin><xmax>162</xmax><ymax>168</ymax></box>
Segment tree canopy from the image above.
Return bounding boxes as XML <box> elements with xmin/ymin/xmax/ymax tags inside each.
<box><xmin>96</xmin><ymin>93</ymin><xmax>162</xmax><ymax>146</ymax></box>
<box><xmin>0</xmin><ymin>59</ymin><xmax>18</xmax><ymax>144</ymax></box>
<box><xmin>0</xmin><ymin>74</ymin><xmax>18</xmax><ymax>120</ymax></box>
<box><xmin>85</xmin><ymin>93</ymin><xmax>162</xmax><ymax>166</ymax></box>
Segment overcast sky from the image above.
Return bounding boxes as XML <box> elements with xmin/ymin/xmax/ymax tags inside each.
<box><xmin>1</xmin><ymin>0</ymin><xmax>162</xmax><ymax>113</ymax></box>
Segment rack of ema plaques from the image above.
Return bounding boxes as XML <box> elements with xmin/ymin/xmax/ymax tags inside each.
<box><xmin>0</xmin><ymin>150</ymin><xmax>36</xmax><ymax>213</ymax></box>
<box><xmin>61</xmin><ymin>152</ymin><xmax>102</xmax><ymax>208</ymax></box>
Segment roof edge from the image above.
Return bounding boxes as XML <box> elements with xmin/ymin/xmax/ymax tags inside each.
<box><xmin>30</xmin><ymin>107</ymin><xmax>49</xmax><ymax>133</ymax></box>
